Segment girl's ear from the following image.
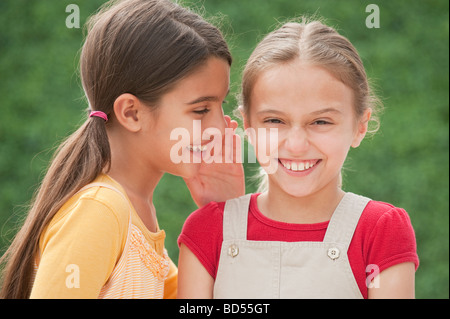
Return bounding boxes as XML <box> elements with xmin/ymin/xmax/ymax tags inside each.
<box><xmin>352</xmin><ymin>108</ymin><xmax>372</xmax><ymax>148</ymax></box>
<box><xmin>113</xmin><ymin>93</ymin><xmax>143</xmax><ymax>132</ymax></box>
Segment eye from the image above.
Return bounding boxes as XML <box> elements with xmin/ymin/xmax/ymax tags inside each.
<box><xmin>264</xmin><ymin>118</ymin><xmax>283</xmax><ymax>124</ymax></box>
<box><xmin>312</xmin><ymin>119</ymin><xmax>332</xmax><ymax>125</ymax></box>
<box><xmin>193</xmin><ymin>108</ymin><xmax>210</xmax><ymax>115</ymax></box>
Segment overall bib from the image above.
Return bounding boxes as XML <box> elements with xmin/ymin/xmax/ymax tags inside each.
<box><xmin>213</xmin><ymin>192</ymin><xmax>370</xmax><ymax>299</ymax></box>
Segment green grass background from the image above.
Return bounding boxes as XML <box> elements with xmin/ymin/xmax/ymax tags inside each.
<box><xmin>0</xmin><ymin>0</ymin><xmax>448</xmax><ymax>298</ymax></box>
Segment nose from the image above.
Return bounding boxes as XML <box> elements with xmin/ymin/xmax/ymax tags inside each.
<box><xmin>202</xmin><ymin>108</ymin><xmax>226</xmax><ymax>141</ymax></box>
<box><xmin>283</xmin><ymin>126</ymin><xmax>310</xmax><ymax>155</ymax></box>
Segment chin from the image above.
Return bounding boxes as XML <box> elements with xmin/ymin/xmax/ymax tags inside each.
<box><xmin>169</xmin><ymin>162</ymin><xmax>201</xmax><ymax>179</ymax></box>
<box><xmin>268</xmin><ymin>175</ymin><xmax>317</xmax><ymax>199</ymax></box>
<box><xmin>280</xmin><ymin>186</ymin><xmax>314</xmax><ymax>199</ymax></box>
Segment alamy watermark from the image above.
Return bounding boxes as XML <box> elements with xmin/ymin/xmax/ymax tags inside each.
<box><xmin>66</xmin><ymin>3</ymin><xmax>380</xmax><ymax>29</ymax></box>
<box><xmin>366</xmin><ymin>264</ymin><xmax>380</xmax><ymax>288</ymax></box>
<box><xmin>169</xmin><ymin>121</ymin><xmax>279</xmax><ymax>173</ymax></box>
<box><xmin>65</xmin><ymin>264</ymin><xmax>80</xmax><ymax>288</ymax></box>
<box><xmin>366</xmin><ymin>4</ymin><xmax>380</xmax><ymax>29</ymax></box>
<box><xmin>64</xmin><ymin>263</ymin><xmax>380</xmax><ymax>290</ymax></box>
<box><xmin>65</xmin><ymin>4</ymin><xmax>80</xmax><ymax>29</ymax></box>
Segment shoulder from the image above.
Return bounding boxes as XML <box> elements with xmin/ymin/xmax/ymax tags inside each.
<box><xmin>359</xmin><ymin>200</ymin><xmax>416</xmax><ymax>235</ymax></box>
<box><xmin>78</xmin><ymin>185</ymin><xmax>130</xmax><ymax>225</ymax></box>
<box><xmin>356</xmin><ymin>200</ymin><xmax>419</xmax><ymax>271</ymax></box>
<box><xmin>77</xmin><ymin>174</ymin><xmax>132</xmax><ymax>225</ymax></box>
<box><xmin>42</xmin><ymin>183</ymin><xmax>130</xmax><ymax>251</ymax></box>
<box><xmin>180</xmin><ymin>200</ymin><xmax>226</xmax><ymax>237</ymax></box>
<box><xmin>178</xmin><ymin>200</ymin><xmax>226</xmax><ymax>278</ymax></box>
<box><xmin>59</xmin><ymin>185</ymin><xmax>130</xmax><ymax>229</ymax></box>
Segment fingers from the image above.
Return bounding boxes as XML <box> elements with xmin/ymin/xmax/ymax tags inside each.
<box><xmin>223</xmin><ymin>115</ymin><xmax>242</xmax><ymax>163</ymax></box>
<box><xmin>224</xmin><ymin>115</ymin><xmax>238</xmax><ymax>130</ymax></box>
<box><xmin>223</xmin><ymin>124</ymin><xmax>243</xmax><ymax>164</ymax></box>
<box><xmin>198</xmin><ymin>115</ymin><xmax>241</xmax><ymax>164</ymax></box>
<box><xmin>229</xmin><ymin>120</ymin><xmax>238</xmax><ymax>130</ymax></box>
<box><xmin>224</xmin><ymin>115</ymin><xmax>231</xmax><ymax>126</ymax></box>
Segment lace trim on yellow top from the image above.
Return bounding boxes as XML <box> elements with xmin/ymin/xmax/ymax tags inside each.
<box><xmin>129</xmin><ymin>224</ymin><xmax>170</xmax><ymax>281</ymax></box>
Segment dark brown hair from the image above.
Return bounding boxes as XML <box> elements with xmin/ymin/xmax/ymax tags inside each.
<box><xmin>0</xmin><ymin>0</ymin><xmax>231</xmax><ymax>299</ymax></box>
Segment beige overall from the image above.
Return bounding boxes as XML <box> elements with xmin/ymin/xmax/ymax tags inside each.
<box><xmin>213</xmin><ymin>192</ymin><xmax>371</xmax><ymax>299</ymax></box>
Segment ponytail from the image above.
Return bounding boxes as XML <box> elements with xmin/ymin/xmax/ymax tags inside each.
<box><xmin>1</xmin><ymin>0</ymin><xmax>231</xmax><ymax>298</ymax></box>
<box><xmin>0</xmin><ymin>116</ymin><xmax>110</xmax><ymax>299</ymax></box>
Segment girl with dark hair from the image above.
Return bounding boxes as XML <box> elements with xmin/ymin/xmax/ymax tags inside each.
<box><xmin>0</xmin><ymin>0</ymin><xmax>244</xmax><ymax>299</ymax></box>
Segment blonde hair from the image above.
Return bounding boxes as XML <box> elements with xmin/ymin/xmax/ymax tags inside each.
<box><xmin>0</xmin><ymin>0</ymin><xmax>231</xmax><ymax>299</ymax></box>
<box><xmin>240</xmin><ymin>18</ymin><xmax>382</xmax><ymax>192</ymax></box>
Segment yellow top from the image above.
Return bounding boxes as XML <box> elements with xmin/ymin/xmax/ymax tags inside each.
<box><xmin>30</xmin><ymin>174</ymin><xmax>177</xmax><ymax>299</ymax></box>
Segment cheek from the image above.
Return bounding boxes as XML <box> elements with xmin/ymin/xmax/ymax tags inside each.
<box><xmin>312</xmin><ymin>125</ymin><xmax>355</xmax><ymax>149</ymax></box>
<box><xmin>253</xmin><ymin>129</ymin><xmax>279</xmax><ymax>153</ymax></box>
<box><xmin>315</xmin><ymin>134</ymin><xmax>353</xmax><ymax>168</ymax></box>
<box><xmin>248</xmin><ymin>128</ymin><xmax>279</xmax><ymax>173</ymax></box>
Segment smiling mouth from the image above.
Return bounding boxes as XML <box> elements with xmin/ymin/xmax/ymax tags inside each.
<box><xmin>278</xmin><ymin>159</ymin><xmax>321</xmax><ymax>172</ymax></box>
<box><xmin>186</xmin><ymin>144</ymin><xmax>208</xmax><ymax>153</ymax></box>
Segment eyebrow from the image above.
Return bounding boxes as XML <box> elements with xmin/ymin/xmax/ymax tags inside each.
<box><xmin>310</xmin><ymin>107</ymin><xmax>343</xmax><ymax>116</ymax></box>
<box><xmin>186</xmin><ymin>96</ymin><xmax>220</xmax><ymax>105</ymax></box>
<box><xmin>256</xmin><ymin>107</ymin><xmax>342</xmax><ymax>116</ymax></box>
<box><xmin>256</xmin><ymin>109</ymin><xmax>286</xmax><ymax>116</ymax></box>
<box><xmin>186</xmin><ymin>89</ymin><xmax>230</xmax><ymax>105</ymax></box>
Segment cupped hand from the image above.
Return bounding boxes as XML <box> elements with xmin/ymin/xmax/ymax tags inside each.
<box><xmin>184</xmin><ymin>115</ymin><xmax>245</xmax><ymax>207</ymax></box>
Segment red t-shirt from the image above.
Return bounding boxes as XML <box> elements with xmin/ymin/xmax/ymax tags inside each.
<box><xmin>178</xmin><ymin>193</ymin><xmax>419</xmax><ymax>299</ymax></box>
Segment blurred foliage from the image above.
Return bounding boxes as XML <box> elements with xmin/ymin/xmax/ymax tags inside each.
<box><xmin>0</xmin><ymin>0</ymin><xmax>448</xmax><ymax>298</ymax></box>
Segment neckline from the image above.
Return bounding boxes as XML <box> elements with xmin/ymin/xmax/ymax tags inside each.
<box><xmin>249</xmin><ymin>193</ymin><xmax>330</xmax><ymax>231</ymax></box>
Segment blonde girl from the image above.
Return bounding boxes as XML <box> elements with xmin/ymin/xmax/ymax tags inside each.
<box><xmin>0</xmin><ymin>0</ymin><xmax>244</xmax><ymax>299</ymax></box>
<box><xmin>178</xmin><ymin>19</ymin><xmax>419</xmax><ymax>299</ymax></box>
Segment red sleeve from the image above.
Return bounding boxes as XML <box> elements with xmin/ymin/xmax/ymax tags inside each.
<box><xmin>358</xmin><ymin>201</ymin><xmax>419</xmax><ymax>274</ymax></box>
<box><xmin>177</xmin><ymin>201</ymin><xmax>225</xmax><ymax>278</ymax></box>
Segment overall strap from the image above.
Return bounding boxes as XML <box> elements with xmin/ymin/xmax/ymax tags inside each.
<box><xmin>323</xmin><ymin>192</ymin><xmax>371</xmax><ymax>247</ymax></box>
<box><xmin>222</xmin><ymin>194</ymin><xmax>252</xmax><ymax>241</ymax></box>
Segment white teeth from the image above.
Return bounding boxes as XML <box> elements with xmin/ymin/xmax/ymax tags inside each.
<box><xmin>280</xmin><ymin>160</ymin><xmax>317</xmax><ymax>172</ymax></box>
<box><xmin>298</xmin><ymin>162</ymin><xmax>305</xmax><ymax>171</ymax></box>
<box><xmin>187</xmin><ymin>144</ymin><xmax>207</xmax><ymax>152</ymax></box>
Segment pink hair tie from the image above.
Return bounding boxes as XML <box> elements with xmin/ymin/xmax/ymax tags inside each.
<box><xmin>89</xmin><ymin>111</ymin><xmax>108</xmax><ymax>122</ymax></box>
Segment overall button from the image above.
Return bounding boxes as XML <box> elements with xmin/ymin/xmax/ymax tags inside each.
<box><xmin>327</xmin><ymin>247</ymin><xmax>340</xmax><ymax>260</ymax></box>
<box><xmin>228</xmin><ymin>244</ymin><xmax>239</xmax><ymax>257</ymax></box>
